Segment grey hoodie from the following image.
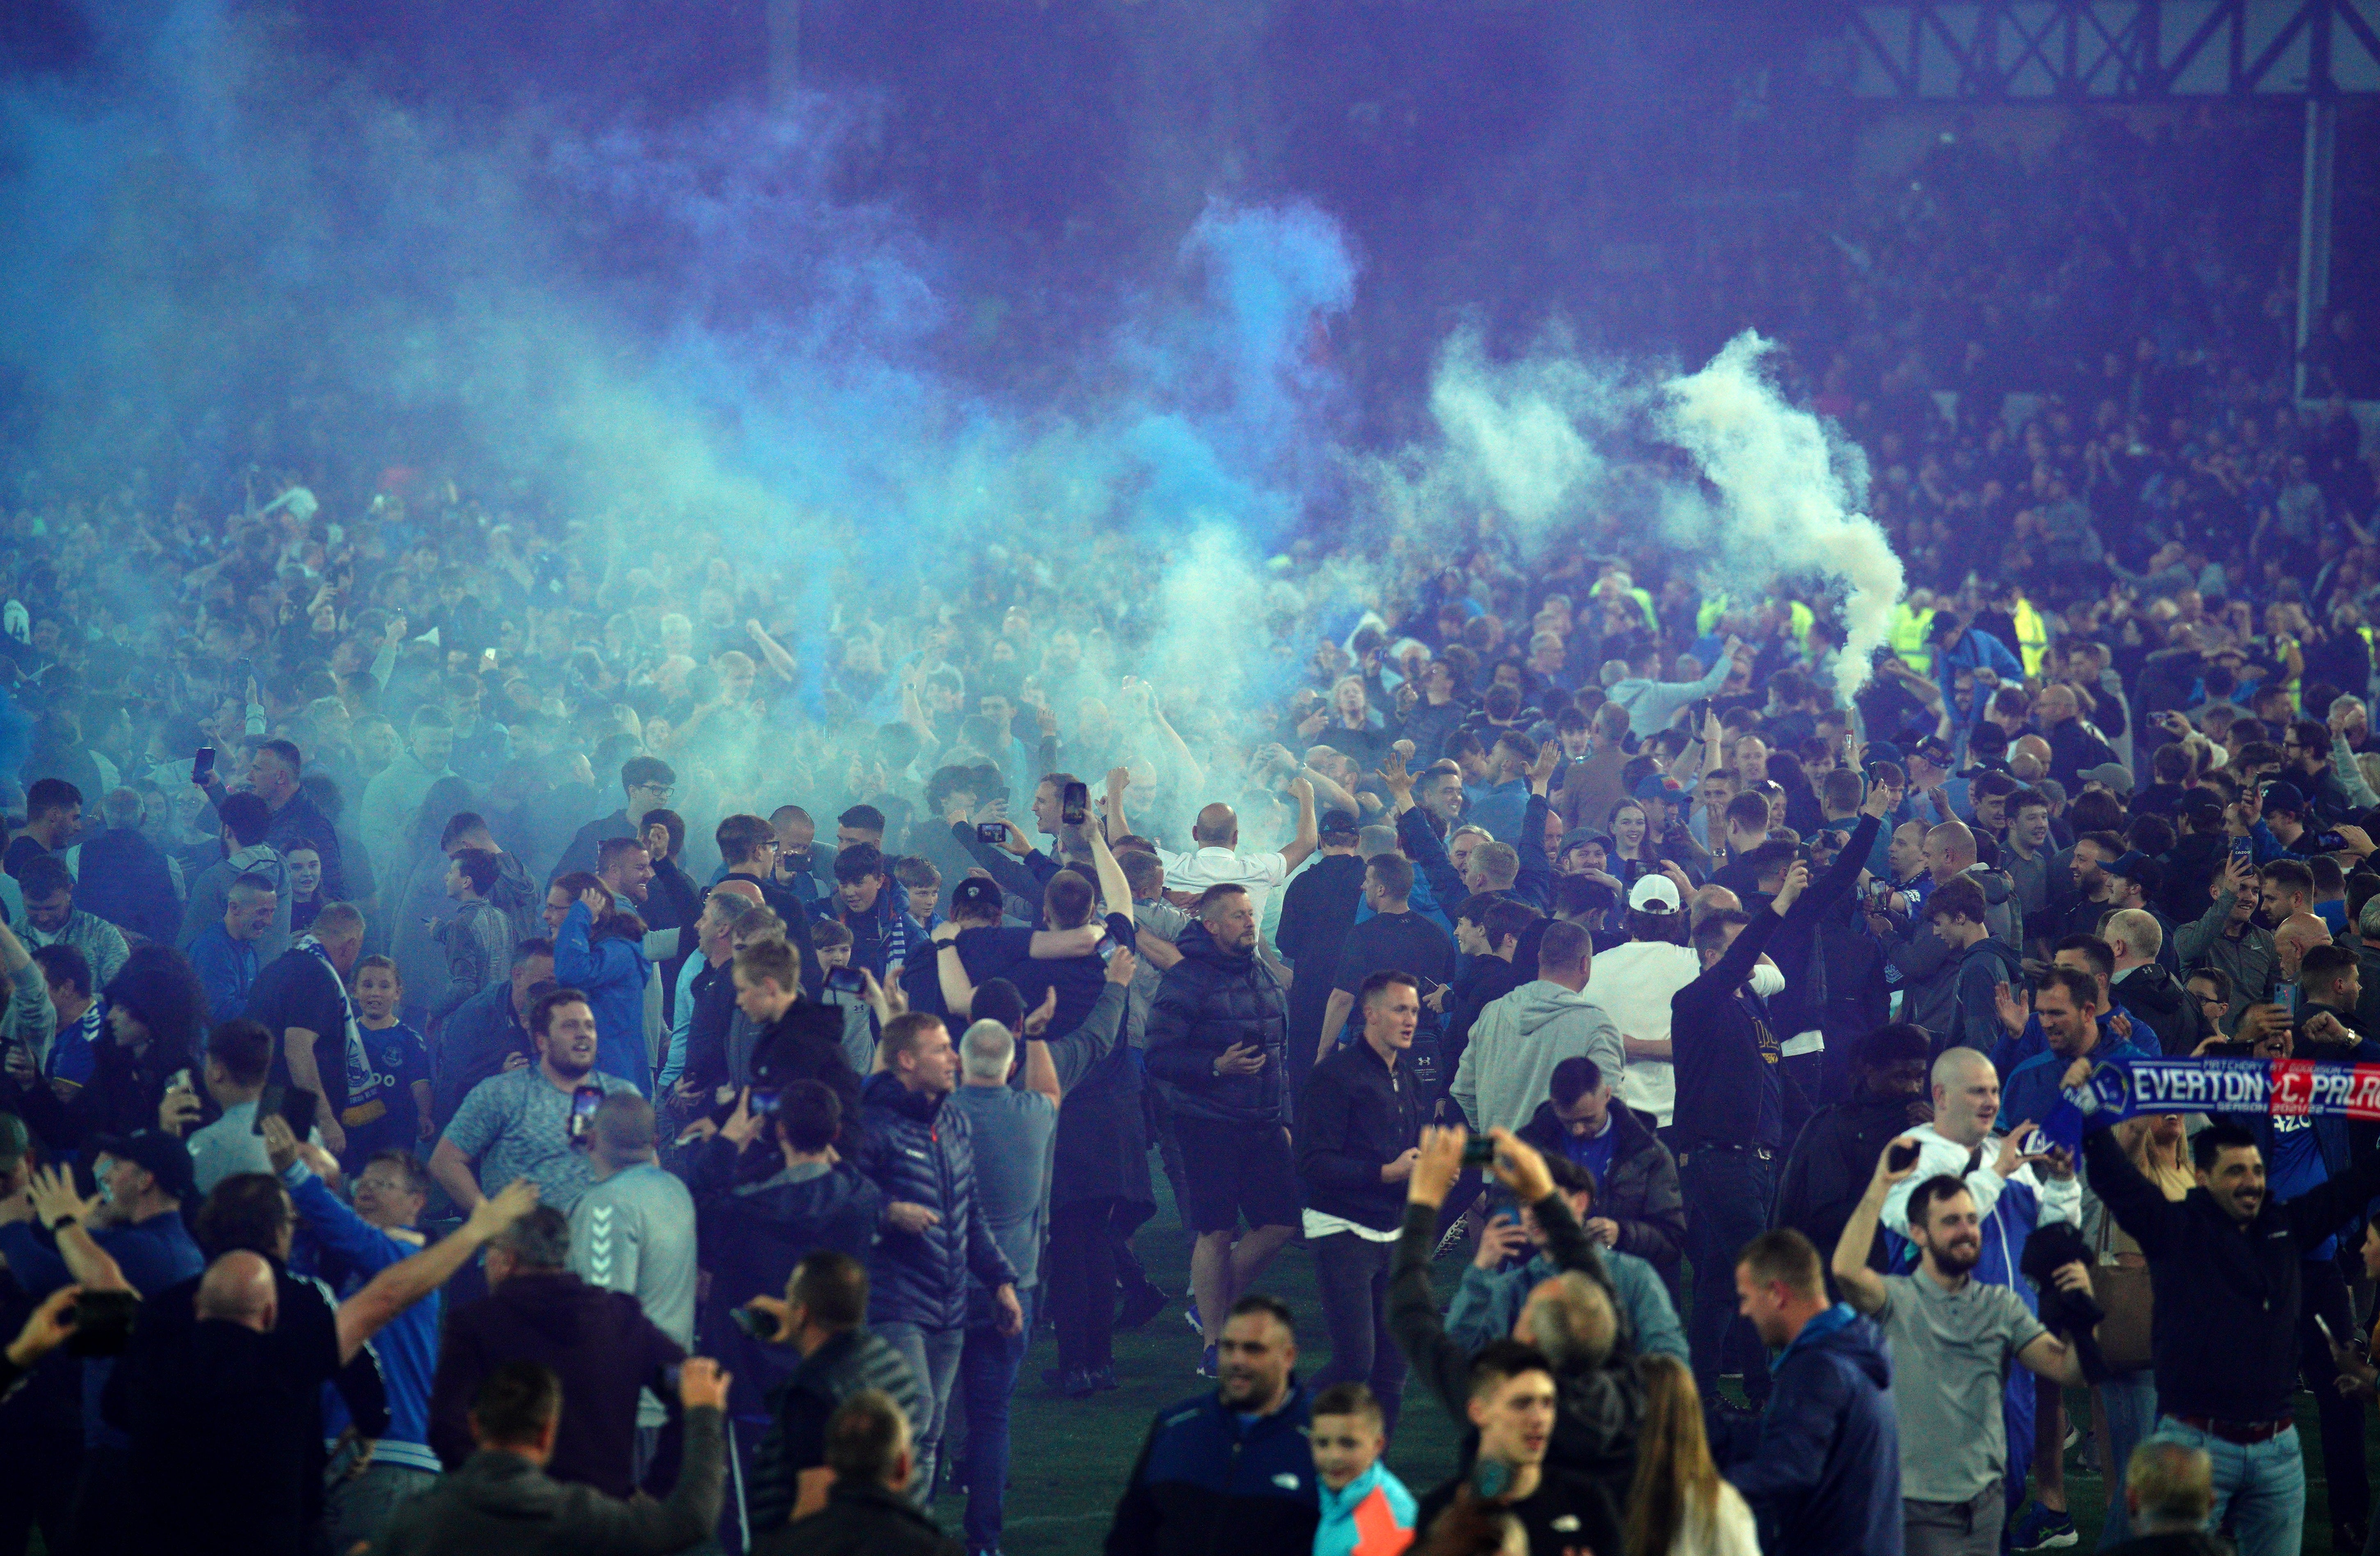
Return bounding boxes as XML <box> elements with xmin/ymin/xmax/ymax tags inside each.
<box><xmin>1451</xmin><ymin>979</ymin><xmax>1623</xmax><ymax>1134</ymax></box>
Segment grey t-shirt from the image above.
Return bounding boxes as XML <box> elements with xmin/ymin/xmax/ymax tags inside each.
<box><xmin>948</xmin><ymin>1083</ymin><xmax>1056</xmax><ymax>1290</ymax></box>
<box><xmin>570</xmin><ymin>1160</ymin><xmax>698</xmax><ymax>1428</ymax></box>
<box><xmin>1875</xmin><ymin>1273</ymin><xmax>2047</xmax><ymax>1503</ymax></box>
<box><xmin>440</xmin><ymin>1066</ymin><xmax>643</xmax><ymax>1214</ymax></box>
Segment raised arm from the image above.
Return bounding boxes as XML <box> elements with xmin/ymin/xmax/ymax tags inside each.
<box><xmin>1277</xmin><ymin>776</ymin><xmax>1319</xmax><ymax>874</ymax></box>
<box><xmin>1830</xmin><ymin>1139</ymin><xmax>1912</xmax><ymax>1316</ymax></box>
<box><xmin>337</xmin><ymin>1177</ymin><xmax>541</xmax><ymax>1364</ymax></box>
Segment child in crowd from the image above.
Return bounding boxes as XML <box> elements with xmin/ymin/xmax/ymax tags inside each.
<box><xmin>810</xmin><ymin>918</ymin><xmax>879</xmax><ymax>1076</ymax></box>
<box><xmin>896</xmin><ymin>853</ymin><xmax>943</xmax><ymax>931</ymax></box>
<box><xmin>344</xmin><ymin>954</ymin><xmax>432</xmax><ymax>1168</ymax></box>
<box><xmin>1312</xmin><ymin>1381</ymin><xmax>1417</xmax><ymax>1556</ymax></box>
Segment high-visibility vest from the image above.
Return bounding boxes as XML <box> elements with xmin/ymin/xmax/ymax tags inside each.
<box><xmin>2010</xmin><ymin>595</ymin><xmax>2049</xmax><ymax>679</ymax></box>
<box><xmin>1892</xmin><ymin>603</ymin><xmax>1936</xmax><ymax>675</ymax></box>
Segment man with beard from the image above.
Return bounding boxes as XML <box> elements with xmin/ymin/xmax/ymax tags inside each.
<box><xmin>1107</xmin><ymin>1296</ymin><xmax>1318</xmax><ymax>1556</ymax></box>
<box><xmin>1833</xmin><ymin>1145</ymin><xmax>2097</xmax><ymax>1556</ymax></box>
<box><xmin>1878</xmin><ymin>1045</ymin><xmax>2082</xmax><ymax>1546</ymax></box>
<box><xmin>431</xmin><ymin>988</ymin><xmax>643</xmax><ymax>1216</ymax></box>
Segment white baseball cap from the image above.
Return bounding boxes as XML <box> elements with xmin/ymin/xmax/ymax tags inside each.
<box><xmin>1627</xmin><ymin>875</ymin><xmax>1681</xmax><ymax>912</ymax></box>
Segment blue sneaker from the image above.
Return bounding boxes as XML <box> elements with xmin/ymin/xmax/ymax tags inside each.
<box><xmin>1198</xmin><ymin>1343</ymin><xmax>1218</xmax><ymax>1378</ymax></box>
<box><xmin>1184</xmin><ymin>1296</ymin><xmax>1203</xmax><ymax>1335</ymax></box>
<box><xmin>2008</xmin><ymin>1502</ymin><xmax>2077</xmax><ymax>1551</ymax></box>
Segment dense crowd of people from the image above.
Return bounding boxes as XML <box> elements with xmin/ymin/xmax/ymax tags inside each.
<box><xmin>0</xmin><ymin>107</ymin><xmax>2377</xmax><ymax>1556</ymax></box>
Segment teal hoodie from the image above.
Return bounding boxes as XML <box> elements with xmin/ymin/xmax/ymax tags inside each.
<box><xmin>1314</xmin><ymin>1461</ymin><xmax>1418</xmax><ymax>1556</ymax></box>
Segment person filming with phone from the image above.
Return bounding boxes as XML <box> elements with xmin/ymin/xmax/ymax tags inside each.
<box><xmin>431</xmin><ymin>988</ymin><xmax>641</xmax><ymax>1217</ymax></box>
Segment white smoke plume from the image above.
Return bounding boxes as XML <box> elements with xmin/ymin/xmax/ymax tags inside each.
<box><xmin>1657</xmin><ymin>331</ymin><xmax>1905</xmax><ymax>705</ymax></box>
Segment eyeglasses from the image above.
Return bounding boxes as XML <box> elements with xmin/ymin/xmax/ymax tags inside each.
<box><xmin>636</xmin><ymin>783</ymin><xmax>674</xmax><ymax>798</ymax></box>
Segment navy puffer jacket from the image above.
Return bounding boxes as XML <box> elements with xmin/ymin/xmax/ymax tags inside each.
<box><xmin>1143</xmin><ymin>921</ymin><xmax>1291</xmax><ymax>1126</ymax></box>
<box><xmin>852</xmin><ymin>1072</ymin><xmax>1018</xmax><ymax>1330</ymax></box>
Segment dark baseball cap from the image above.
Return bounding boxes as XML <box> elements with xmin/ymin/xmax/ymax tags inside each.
<box><xmin>949</xmin><ymin>877</ymin><xmax>1004</xmax><ymax>917</ymax></box>
<box><xmin>2261</xmin><ymin>780</ymin><xmax>2308</xmax><ymax>816</ymax></box>
<box><xmin>1910</xmin><ymin>735</ymin><xmax>1954</xmax><ymax>767</ymax></box>
<box><xmin>90</xmin><ymin>1129</ymin><xmax>196</xmax><ymax>1202</ymax></box>
<box><xmin>1318</xmin><ymin>809</ymin><xmax>1360</xmax><ymax>838</ymax></box>
<box><xmin>1633</xmin><ymin>774</ymin><xmax>1684</xmax><ymax>802</ymax></box>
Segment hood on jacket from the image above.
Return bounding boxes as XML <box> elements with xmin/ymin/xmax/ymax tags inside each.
<box><xmin>1774</xmin><ymin>1302</ymin><xmax>1891</xmax><ymax>1389</ymax></box>
<box><xmin>447</xmin><ymin>1448</ymin><xmax>556</xmax><ymax>1514</ymax></box>
<box><xmin>1502</xmin><ymin>981</ymin><xmax>1605</xmax><ymax>1037</ymax></box>
<box><xmin>1961</xmin><ymin>937</ymin><xmax>2024</xmax><ymax>978</ymax></box>
<box><xmin>2117</xmin><ymin>962</ymin><xmax>2186</xmax><ymax>1014</ymax></box>
<box><xmin>1174</xmin><ymin>917</ymin><xmax>1261</xmax><ymax>972</ymax></box>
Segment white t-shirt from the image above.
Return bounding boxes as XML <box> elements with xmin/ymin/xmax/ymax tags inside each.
<box><xmin>1584</xmin><ymin>940</ymin><xmax>1698</xmax><ymax>1127</ymax></box>
<box><xmin>1155</xmin><ymin>845</ymin><xmax>1292</xmax><ymax>924</ymax></box>
<box><xmin>1583</xmin><ymin>941</ymin><xmax>1787</xmax><ymax>1128</ymax></box>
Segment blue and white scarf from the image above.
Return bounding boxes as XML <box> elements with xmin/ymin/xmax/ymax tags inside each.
<box><xmin>296</xmin><ymin>935</ymin><xmax>374</xmax><ymax>1109</ymax></box>
<box><xmin>2067</xmin><ymin>1054</ymin><xmax>2380</xmax><ymax>1123</ymax></box>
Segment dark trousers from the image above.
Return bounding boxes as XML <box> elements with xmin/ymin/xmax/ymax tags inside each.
<box><xmin>1146</xmin><ymin>1088</ymin><xmax>1194</xmax><ymax>1239</ymax></box>
<box><xmin>2300</xmin><ymin>1256</ymin><xmax>2369</xmax><ymax>1533</ymax></box>
<box><xmin>1049</xmin><ymin>1198</ymin><xmax>1123</xmax><ymax>1373</ymax></box>
<box><xmin>0</xmin><ymin>1408</ymin><xmax>77</xmax><ymax>1556</ymax></box>
<box><xmin>1682</xmin><ymin>1147</ymin><xmax>1775</xmax><ymax>1408</ymax></box>
<box><xmin>960</xmin><ymin>1291</ymin><xmax>1035</xmax><ymax>1551</ymax></box>
<box><xmin>1308</xmin><ymin>1231</ymin><xmax>1407</xmax><ymax>1435</ymax></box>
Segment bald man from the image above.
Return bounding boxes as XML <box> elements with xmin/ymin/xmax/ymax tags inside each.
<box><xmin>2274</xmin><ymin>911</ymin><xmax>2332</xmax><ymax>984</ymax></box>
<box><xmin>1150</xmin><ymin>781</ymin><xmax>1319</xmax><ymax>930</ymax></box>
<box><xmin>197</xmin><ymin>1249</ymin><xmax>280</xmax><ymax>1331</ymax></box>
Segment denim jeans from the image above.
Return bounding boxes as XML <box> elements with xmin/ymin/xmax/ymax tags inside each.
<box><xmin>1681</xmin><ymin>1147</ymin><xmax>1775</xmax><ymax>1406</ymax></box>
<box><xmin>959</xmin><ymin>1289</ymin><xmax>1036</xmax><ymax>1552</ymax></box>
<box><xmin>877</xmin><ymin>1320</ymin><xmax>966</xmax><ymax>1504</ymax></box>
<box><xmin>2149</xmin><ymin>1416</ymin><xmax>2302</xmax><ymax>1556</ymax></box>
<box><xmin>1308</xmin><ymin>1231</ymin><xmax>1407</xmax><ymax>1436</ymax></box>
<box><xmin>2094</xmin><ymin>1372</ymin><xmax>2158</xmax><ymax>1548</ymax></box>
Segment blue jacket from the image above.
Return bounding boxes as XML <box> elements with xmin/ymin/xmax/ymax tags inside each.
<box><xmin>1933</xmin><ymin>626</ymin><xmax>2024</xmax><ymax>689</ymax></box>
<box><xmin>186</xmin><ymin>923</ymin><xmax>260</xmax><ymax>1025</ymax></box>
<box><xmin>1107</xmin><ymin>1385</ymin><xmax>1319</xmax><ymax>1556</ymax></box>
<box><xmin>851</xmin><ymin>1071</ymin><xmax>1018</xmax><ymax>1330</ymax></box>
<box><xmin>554</xmin><ymin>901</ymin><xmax>653</xmax><ymax>1094</ymax></box>
<box><xmin>1999</xmin><ymin>1037</ymin><xmax>2148</xmax><ymax>1145</ymax></box>
<box><xmin>1711</xmin><ymin>1304</ymin><xmax>1901</xmax><ymax>1556</ymax></box>
<box><xmin>283</xmin><ymin>1159</ymin><xmax>443</xmax><ymax>1471</ymax></box>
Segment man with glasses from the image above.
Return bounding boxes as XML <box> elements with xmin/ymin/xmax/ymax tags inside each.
<box><xmin>550</xmin><ymin>755</ymin><xmax>677</xmax><ymax>884</ymax></box>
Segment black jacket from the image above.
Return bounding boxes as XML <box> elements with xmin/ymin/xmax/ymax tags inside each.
<box><xmin>749</xmin><ymin>1003</ymin><xmax>865</xmax><ymax>1153</ymax></box>
<box><xmin>1772</xmin><ymin>1088</ymin><xmax>1931</xmax><ymax>1294</ymax></box>
<box><xmin>761</xmin><ymin>1480</ymin><xmax>963</xmax><ymax>1556</ymax></box>
<box><xmin>2113</xmin><ymin>962</ymin><xmax>2208</xmax><ymax>1057</ymax></box>
<box><xmin>1106</xmin><ymin>1385</ymin><xmax>1319</xmax><ymax>1556</ymax></box>
<box><xmin>1144</xmin><ymin>921</ymin><xmax>1291</xmax><ymax>1127</ymax></box>
<box><xmin>1670</xmin><ymin>815</ymin><xmax>1877</xmax><ymax>1148</ymax></box>
<box><xmin>1275</xmin><ymin>853</ymin><xmax>1367</xmax><ymax>1063</ymax></box>
<box><xmin>1295</xmin><ymin>1039</ymin><xmax>1427</xmax><ymax>1232</ymax></box>
<box><xmin>686</xmin><ymin>1141</ymin><xmax>883</xmax><ymax>1418</ymax></box>
<box><xmin>1518</xmin><ymin>1096</ymin><xmax>1685</xmax><ymax>1271</ymax></box>
<box><xmin>851</xmin><ymin>1072</ymin><xmax>1019</xmax><ymax>1330</ymax></box>
<box><xmin>429</xmin><ymin>1271</ymin><xmax>685</xmax><ymax>1498</ymax></box>
<box><xmin>746</xmin><ymin>1328</ymin><xmax>931</xmax><ymax>1536</ymax></box>
<box><xmin>1051</xmin><ymin>982</ymin><xmax>1153</xmax><ymax>1210</ymax></box>
<box><xmin>2084</xmin><ymin>1119</ymin><xmax>2380</xmax><ymax>1421</ymax></box>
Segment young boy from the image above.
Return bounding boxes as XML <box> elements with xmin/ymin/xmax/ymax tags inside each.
<box><xmin>1311</xmin><ymin>1382</ymin><xmax>1417</xmax><ymax>1556</ymax></box>
<box><xmin>810</xmin><ymin>919</ymin><xmax>878</xmax><ymax>1077</ymax></box>
<box><xmin>895</xmin><ymin>855</ymin><xmax>943</xmax><ymax>931</ymax></box>
<box><xmin>342</xmin><ymin>954</ymin><xmax>432</xmax><ymax>1169</ymax></box>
